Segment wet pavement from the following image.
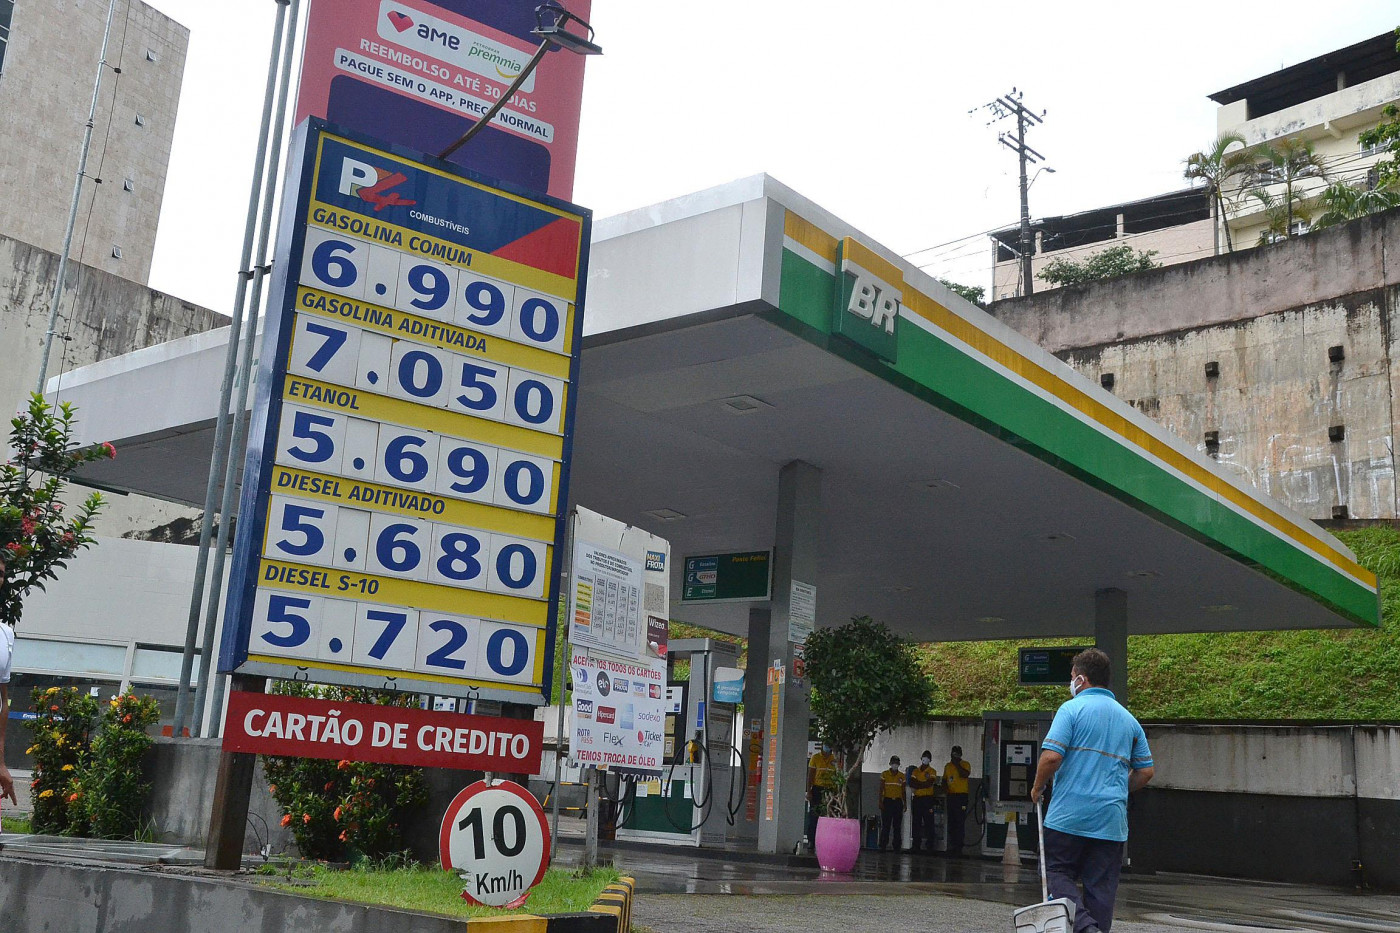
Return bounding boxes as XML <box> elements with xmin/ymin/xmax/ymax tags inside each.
<box><xmin>550</xmin><ymin>822</ymin><xmax>1400</xmax><ymax>933</ymax></box>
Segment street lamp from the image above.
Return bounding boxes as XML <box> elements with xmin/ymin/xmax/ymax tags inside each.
<box><xmin>439</xmin><ymin>2</ymin><xmax>602</xmax><ymax>161</ymax></box>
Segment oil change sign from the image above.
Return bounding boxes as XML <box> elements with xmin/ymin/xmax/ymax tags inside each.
<box><xmin>220</xmin><ymin>119</ymin><xmax>589</xmax><ymax>703</ymax></box>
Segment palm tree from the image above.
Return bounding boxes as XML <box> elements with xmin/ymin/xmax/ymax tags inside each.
<box><xmin>1312</xmin><ymin>179</ymin><xmax>1400</xmax><ymax>229</ymax></box>
<box><xmin>1184</xmin><ymin>133</ymin><xmax>1252</xmax><ymax>254</ymax></box>
<box><xmin>1246</xmin><ymin>190</ymin><xmax>1299</xmax><ymax>246</ymax></box>
<box><xmin>1247</xmin><ymin>137</ymin><xmax>1328</xmax><ymax>236</ymax></box>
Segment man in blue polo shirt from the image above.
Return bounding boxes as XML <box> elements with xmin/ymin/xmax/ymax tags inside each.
<box><xmin>1030</xmin><ymin>648</ymin><xmax>1153</xmax><ymax>933</ymax></box>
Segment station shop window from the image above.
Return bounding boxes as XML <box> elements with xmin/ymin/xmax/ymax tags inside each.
<box><xmin>5</xmin><ymin>673</ymin><xmax>122</xmax><ymax>771</ymax></box>
<box><xmin>0</xmin><ymin>0</ymin><xmax>13</xmax><ymax>77</ymax></box>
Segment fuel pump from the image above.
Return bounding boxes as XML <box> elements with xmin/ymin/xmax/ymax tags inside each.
<box><xmin>616</xmin><ymin>638</ymin><xmax>746</xmax><ymax>846</ymax></box>
<box><xmin>982</xmin><ymin>710</ymin><xmax>1055</xmax><ymax>859</ymax></box>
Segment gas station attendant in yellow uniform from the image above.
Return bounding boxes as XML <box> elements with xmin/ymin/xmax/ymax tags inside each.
<box><xmin>944</xmin><ymin>745</ymin><xmax>972</xmax><ymax>856</ymax></box>
<box><xmin>807</xmin><ymin>744</ymin><xmax>838</xmax><ymax>843</ymax></box>
<box><xmin>879</xmin><ymin>755</ymin><xmax>907</xmax><ymax>851</ymax></box>
<box><xmin>909</xmin><ymin>749</ymin><xmax>940</xmax><ymax>852</ymax></box>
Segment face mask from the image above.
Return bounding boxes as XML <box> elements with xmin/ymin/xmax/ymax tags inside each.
<box><xmin>1069</xmin><ymin>675</ymin><xmax>1084</xmax><ymax>698</ymax></box>
<box><xmin>922</xmin><ymin>757</ymin><xmax>931</xmax><ymax>765</ymax></box>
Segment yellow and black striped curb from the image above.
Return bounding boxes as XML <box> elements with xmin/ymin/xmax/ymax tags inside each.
<box><xmin>460</xmin><ymin>911</ymin><xmax>614</xmax><ymax>931</ymax></box>
<box><xmin>588</xmin><ymin>875</ymin><xmax>636</xmax><ymax>932</ymax></box>
<box><xmin>457</xmin><ymin>879</ymin><xmax>634</xmax><ymax>933</ymax></box>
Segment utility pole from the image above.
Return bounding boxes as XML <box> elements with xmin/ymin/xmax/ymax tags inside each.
<box><xmin>975</xmin><ymin>89</ymin><xmax>1046</xmax><ymax>296</ymax></box>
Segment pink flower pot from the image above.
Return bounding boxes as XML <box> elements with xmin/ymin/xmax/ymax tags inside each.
<box><xmin>815</xmin><ymin>816</ymin><xmax>861</xmax><ymax>872</ymax></box>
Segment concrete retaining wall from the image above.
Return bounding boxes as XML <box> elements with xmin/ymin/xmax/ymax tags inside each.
<box><xmin>876</xmin><ymin>719</ymin><xmax>1400</xmax><ymax>889</ymax></box>
<box><xmin>0</xmin><ymin>855</ymin><xmax>615</xmax><ymax>933</ymax></box>
<box><xmin>987</xmin><ymin>210</ymin><xmax>1400</xmax><ymax>520</ymax></box>
<box><xmin>139</xmin><ymin>736</ymin><xmax>496</xmax><ymax>862</ymax></box>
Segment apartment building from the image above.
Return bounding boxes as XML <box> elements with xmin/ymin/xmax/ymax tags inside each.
<box><xmin>991</xmin><ymin>32</ymin><xmax>1400</xmax><ymax>298</ymax></box>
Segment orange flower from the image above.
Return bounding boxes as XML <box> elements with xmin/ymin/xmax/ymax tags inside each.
<box><xmin>302</xmin><ymin>813</ymin><xmax>311</xmax><ymax>824</ymax></box>
<box><xmin>333</xmin><ymin>806</ymin><xmax>342</xmax><ymax>821</ymax></box>
<box><xmin>338</xmin><ymin>831</ymin><xmax>348</xmax><ymax>842</ymax></box>
<box><xmin>324</xmin><ymin>782</ymin><xmax>335</xmax><ymax>792</ymax></box>
<box><xmin>336</xmin><ymin>760</ymin><xmax>352</xmax><ymax>771</ymax></box>
<box><xmin>280</xmin><ymin>814</ymin><xmax>292</xmax><ymax>827</ymax></box>
<box><xmin>122</xmin><ymin>714</ymin><xmax>133</xmax><ymax>724</ymax></box>
<box><xmin>268</xmin><ymin>784</ymin><xmax>277</xmax><ymax>794</ymax></box>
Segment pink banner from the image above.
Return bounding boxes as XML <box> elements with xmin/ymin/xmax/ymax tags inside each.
<box><xmin>295</xmin><ymin>0</ymin><xmax>591</xmax><ymax>199</ymax></box>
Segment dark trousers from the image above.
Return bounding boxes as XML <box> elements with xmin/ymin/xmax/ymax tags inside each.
<box><xmin>879</xmin><ymin>799</ymin><xmax>904</xmax><ymax>850</ymax></box>
<box><xmin>805</xmin><ymin>789</ymin><xmax>827</xmax><ymax>843</ymax></box>
<box><xmin>911</xmin><ymin>796</ymin><xmax>936</xmax><ymax>851</ymax></box>
<box><xmin>946</xmin><ymin>793</ymin><xmax>968</xmax><ymax>854</ymax></box>
<box><xmin>1043</xmin><ymin>827</ymin><xmax>1125</xmax><ymax>933</ymax></box>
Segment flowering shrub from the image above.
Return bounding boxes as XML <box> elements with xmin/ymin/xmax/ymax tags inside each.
<box><xmin>26</xmin><ymin>686</ymin><xmax>98</xmax><ymax>835</ymax></box>
<box><xmin>1</xmin><ymin>394</ymin><xmax>116</xmax><ymax>626</ymax></box>
<box><xmin>261</xmin><ymin>682</ymin><xmax>428</xmax><ymax>862</ymax></box>
<box><xmin>81</xmin><ymin>692</ymin><xmax>161</xmax><ymax>839</ymax></box>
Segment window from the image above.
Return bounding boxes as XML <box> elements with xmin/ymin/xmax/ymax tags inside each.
<box><xmin>1361</xmin><ymin>138</ymin><xmax>1388</xmax><ymax>159</ymax></box>
<box><xmin>0</xmin><ymin>0</ymin><xmax>13</xmax><ymax>76</ymax></box>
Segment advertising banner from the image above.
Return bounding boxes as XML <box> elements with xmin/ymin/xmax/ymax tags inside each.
<box><xmin>568</xmin><ymin>646</ymin><xmax>666</xmax><ymax>775</ymax></box>
<box><xmin>295</xmin><ymin>0</ymin><xmax>591</xmax><ymax>199</ymax></box>
<box><xmin>222</xmin><ymin>691</ymin><xmax>545</xmax><ymax>771</ymax></box>
<box><xmin>219</xmin><ymin>119</ymin><xmax>590</xmax><ymax>704</ymax></box>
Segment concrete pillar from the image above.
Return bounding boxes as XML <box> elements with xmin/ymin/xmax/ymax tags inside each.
<box><xmin>1094</xmin><ymin>587</ymin><xmax>1128</xmax><ymax>705</ymax></box>
<box><xmin>736</xmin><ymin>607</ymin><xmax>771</xmax><ymax>841</ymax></box>
<box><xmin>758</xmin><ymin>460</ymin><xmax>820</xmax><ymax>854</ymax></box>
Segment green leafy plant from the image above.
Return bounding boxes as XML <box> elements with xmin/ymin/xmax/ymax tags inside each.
<box><xmin>1</xmin><ymin>393</ymin><xmax>116</xmax><ymax>627</ymax></box>
<box><xmin>1244</xmin><ymin>136</ymin><xmax>1328</xmax><ymax>240</ymax></box>
<box><xmin>937</xmin><ymin>278</ymin><xmax>986</xmax><ymax>307</ymax></box>
<box><xmin>261</xmin><ymin>682</ymin><xmax>429</xmax><ymax>862</ymax></box>
<box><xmin>803</xmin><ymin>615</ymin><xmax>934</xmax><ymax>818</ymax></box>
<box><xmin>1039</xmin><ymin>245</ymin><xmax>1160</xmax><ymax>288</ymax></box>
<box><xmin>1184</xmin><ymin>132</ymin><xmax>1252</xmax><ymax>253</ymax></box>
<box><xmin>80</xmin><ymin>691</ymin><xmax>161</xmax><ymax>839</ymax></box>
<box><xmin>25</xmin><ymin>686</ymin><xmax>99</xmax><ymax>835</ymax></box>
<box><xmin>1312</xmin><ymin>179</ymin><xmax>1400</xmax><ymax>229</ymax></box>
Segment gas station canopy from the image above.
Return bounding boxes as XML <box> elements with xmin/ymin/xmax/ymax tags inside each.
<box><xmin>51</xmin><ymin>175</ymin><xmax>1379</xmax><ymax>642</ymax></box>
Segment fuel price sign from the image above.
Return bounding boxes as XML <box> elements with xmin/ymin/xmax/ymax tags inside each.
<box><xmin>220</xmin><ymin>119</ymin><xmax>589</xmax><ymax>703</ymax></box>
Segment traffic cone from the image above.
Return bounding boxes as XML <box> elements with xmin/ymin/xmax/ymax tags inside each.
<box><xmin>1002</xmin><ymin>813</ymin><xmax>1021</xmax><ymax>865</ymax></box>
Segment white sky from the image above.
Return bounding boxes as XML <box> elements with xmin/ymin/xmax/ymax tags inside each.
<box><xmin>143</xmin><ymin>1</ymin><xmax>1400</xmax><ymax>314</ymax></box>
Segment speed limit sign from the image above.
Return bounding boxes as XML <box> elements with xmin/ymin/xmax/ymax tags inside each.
<box><xmin>440</xmin><ymin>779</ymin><xmax>551</xmax><ymax>908</ymax></box>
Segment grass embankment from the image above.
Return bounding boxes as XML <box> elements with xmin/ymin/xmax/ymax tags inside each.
<box><xmin>2</xmin><ymin>816</ymin><xmax>31</xmax><ymax>834</ymax></box>
<box><xmin>667</xmin><ymin>528</ymin><xmax>1400</xmax><ymax>720</ymax></box>
<box><xmin>262</xmin><ymin>863</ymin><xmax>619</xmax><ymax>920</ymax></box>
<box><xmin>919</xmin><ymin>527</ymin><xmax>1400</xmax><ymax>720</ymax></box>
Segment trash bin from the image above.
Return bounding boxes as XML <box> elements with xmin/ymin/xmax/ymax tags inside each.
<box><xmin>863</xmin><ymin>815</ymin><xmax>880</xmax><ymax>850</ymax></box>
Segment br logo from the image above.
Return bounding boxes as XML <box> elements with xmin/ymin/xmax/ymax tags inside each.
<box><xmin>845</xmin><ymin>267</ymin><xmax>900</xmax><ymax>335</ymax></box>
<box><xmin>339</xmin><ymin>156</ymin><xmax>417</xmax><ymax>212</ymax></box>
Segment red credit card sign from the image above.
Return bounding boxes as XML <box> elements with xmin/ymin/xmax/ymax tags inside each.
<box><xmin>223</xmin><ymin>691</ymin><xmax>544</xmax><ymax>772</ymax></box>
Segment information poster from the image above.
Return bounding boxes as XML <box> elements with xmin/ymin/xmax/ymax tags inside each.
<box><xmin>567</xmin><ymin>647</ymin><xmax>666</xmax><ymax>775</ymax></box>
<box><xmin>569</xmin><ymin>543</ymin><xmax>642</xmax><ymax>659</ymax></box>
<box><xmin>295</xmin><ymin>0</ymin><xmax>591</xmax><ymax>199</ymax></box>
<box><xmin>220</xmin><ymin>119</ymin><xmax>589</xmax><ymax>704</ymax></box>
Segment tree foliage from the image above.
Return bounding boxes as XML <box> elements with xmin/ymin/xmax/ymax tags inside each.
<box><xmin>937</xmin><ymin>278</ymin><xmax>985</xmax><ymax>307</ymax></box>
<box><xmin>1359</xmin><ymin>30</ymin><xmax>1400</xmax><ymax>188</ymax></box>
<box><xmin>1</xmin><ymin>394</ymin><xmax>115</xmax><ymax>626</ymax></box>
<box><xmin>1039</xmin><ymin>245</ymin><xmax>1160</xmax><ymax>288</ymax></box>
<box><xmin>804</xmin><ymin>615</ymin><xmax>934</xmax><ymax>817</ymax></box>
<box><xmin>1312</xmin><ymin>180</ymin><xmax>1400</xmax><ymax>230</ymax></box>
<box><xmin>1184</xmin><ymin>132</ymin><xmax>1252</xmax><ymax>253</ymax></box>
<box><xmin>1245</xmin><ymin>136</ymin><xmax>1328</xmax><ymax>239</ymax></box>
